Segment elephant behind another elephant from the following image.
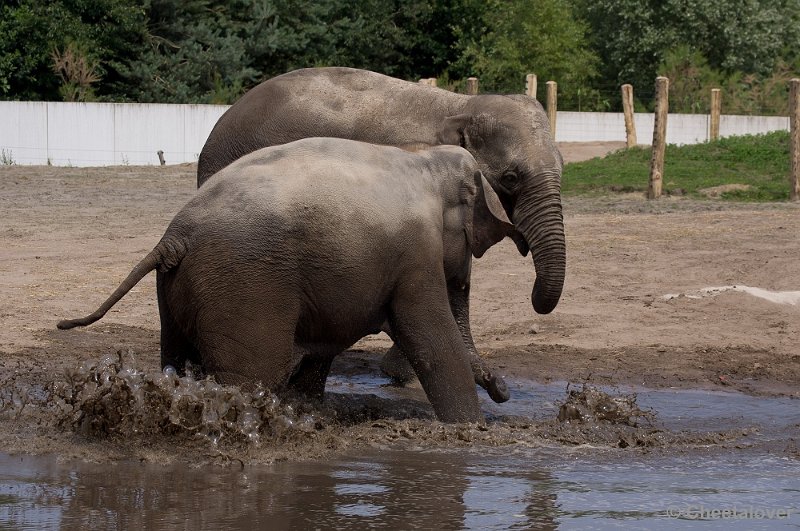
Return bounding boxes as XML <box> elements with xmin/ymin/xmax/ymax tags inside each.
<box><xmin>198</xmin><ymin>67</ymin><xmax>565</xmax><ymax>317</ymax></box>
<box><xmin>197</xmin><ymin>67</ymin><xmax>566</xmax><ymax>394</ymax></box>
<box><xmin>58</xmin><ymin>139</ymin><xmax>514</xmax><ymax>423</ymax></box>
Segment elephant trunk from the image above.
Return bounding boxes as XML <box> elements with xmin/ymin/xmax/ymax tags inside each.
<box><xmin>513</xmin><ymin>182</ymin><xmax>566</xmax><ymax>315</ymax></box>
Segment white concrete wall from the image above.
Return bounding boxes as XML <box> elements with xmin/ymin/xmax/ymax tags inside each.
<box><xmin>0</xmin><ymin>101</ymin><xmax>228</xmax><ymax>166</ymax></box>
<box><xmin>555</xmin><ymin>111</ymin><xmax>789</xmax><ymax>145</ymax></box>
<box><xmin>1</xmin><ymin>101</ymin><xmax>48</xmax><ymax>164</ymax></box>
<box><xmin>0</xmin><ymin>101</ymin><xmax>791</xmax><ymax>166</ymax></box>
<box><xmin>718</xmin><ymin>114</ymin><xmax>790</xmax><ymax>139</ymax></box>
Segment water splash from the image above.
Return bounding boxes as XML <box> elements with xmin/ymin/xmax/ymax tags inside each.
<box><xmin>0</xmin><ymin>374</ymin><xmax>32</xmax><ymax>419</ymax></box>
<box><xmin>0</xmin><ymin>352</ymin><xmax>756</xmax><ymax>463</ymax></box>
<box><xmin>556</xmin><ymin>384</ymin><xmax>654</xmax><ymax>427</ymax></box>
<box><xmin>49</xmin><ymin>350</ymin><xmax>317</xmax><ymax>447</ymax></box>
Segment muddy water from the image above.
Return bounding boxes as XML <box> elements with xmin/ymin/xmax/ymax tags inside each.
<box><xmin>1</xmin><ymin>369</ymin><xmax>799</xmax><ymax>529</ymax></box>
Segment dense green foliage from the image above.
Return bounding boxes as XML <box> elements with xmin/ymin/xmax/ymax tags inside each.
<box><xmin>110</xmin><ymin>0</ymin><xmax>485</xmax><ymax>103</ymax></box>
<box><xmin>1</xmin><ymin>0</ymin><xmax>798</xmax><ymax>110</ymax></box>
<box><xmin>459</xmin><ymin>0</ymin><xmax>602</xmax><ymax>109</ymax></box>
<box><xmin>0</xmin><ymin>0</ymin><xmax>146</xmax><ymax>100</ymax></box>
<box><xmin>0</xmin><ymin>0</ymin><xmax>485</xmax><ymax>103</ymax></box>
<box><xmin>563</xmin><ymin>131</ymin><xmax>793</xmax><ymax>201</ymax></box>
<box><xmin>577</xmin><ymin>0</ymin><xmax>800</xmax><ymax>112</ymax></box>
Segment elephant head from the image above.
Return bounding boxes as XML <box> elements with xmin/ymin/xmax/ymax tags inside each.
<box><xmin>437</xmin><ymin>95</ymin><xmax>566</xmax><ymax>315</ymax></box>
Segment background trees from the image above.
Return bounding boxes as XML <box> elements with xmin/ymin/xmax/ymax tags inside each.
<box><xmin>0</xmin><ymin>0</ymin><xmax>146</xmax><ymax>100</ymax></box>
<box><xmin>578</xmin><ymin>0</ymin><xmax>800</xmax><ymax>112</ymax></box>
<box><xmin>460</xmin><ymin>0</ymin><xmax>601</xmax><ymax>110</ymax></box>
<box><xmin>1</xmin><ymin>0</ymin><xmax>798</xmax><ymax>113</ymax></box>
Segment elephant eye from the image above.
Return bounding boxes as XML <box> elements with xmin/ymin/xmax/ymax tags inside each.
<box><xmin>500</xmin><ymin>171</ymin><xmax>519</xmax><ymax>190</ymax></box>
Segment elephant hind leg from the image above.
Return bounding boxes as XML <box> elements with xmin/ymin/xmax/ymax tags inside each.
<box><xmin>287</xmin><ymin>347</ymin><xmax>338</xmax><ymax>401</ymax></box>
<box><xmin>160</xmin><ymin>322</ymin><xmax>202</xmax><ymax>377</ymax></box>
<box><xmin>198</xmin><ymin>299</ymin><xmax>300</xmax><ymax>392</ymax></box>
<box><xmin>158</xmin><ymin>275</ymin><xmax>201</xmax><ymax>375</ymax></box>
<box><xmin>202</xmin><ymin>327</ymin><xmax>297</xmax><ymax>391</ymax></box>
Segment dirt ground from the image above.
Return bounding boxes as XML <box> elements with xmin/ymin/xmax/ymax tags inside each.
<box><xmin>1</xmin><ymin>142</ymin><xmax>798</xmax><ymax>460</ymax></box>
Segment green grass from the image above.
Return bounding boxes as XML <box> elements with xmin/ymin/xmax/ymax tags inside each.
<box><xmin>562</xmin><ymin>131</ymin><xmax>793</xmax><ymax>201</ymax></box>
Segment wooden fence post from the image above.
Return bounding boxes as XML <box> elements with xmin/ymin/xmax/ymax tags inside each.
<box><xmin>710</xmin><ymin>88</ymin><xmax>721</xmax><ymax>141</ymax></box>
<box><xmin>546</xmin><ymin>81</ymin><xmax>557</xmax><ymax>137</ymax></box>
<box><xmin>648</xmin><ymin>76</ymin><xmax>669</xmax><ymax>200</ymax></box>
<box><xmin>791</xmin><ymin>78</ymin><xmax>800</xmax><ymax>201</ymax></box>
<box><xmin>466</xmin><ymin>77</ymin><xmax>479</xmax><ymax>95</ymax></box>
<box><xmin>621</xmin><ymin>84</ymin><xmax>637</xmax><ymax>147</ymax></box>
<box><xmin>526</xmin><ymin>74</ymin><xmax>537</xmax><ymax>99</ymax></box>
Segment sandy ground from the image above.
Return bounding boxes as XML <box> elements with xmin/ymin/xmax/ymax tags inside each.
<box><xmin>1</xmin><ymin>142</ymin><xmax>799</xmax><ymax>460</ymax></box>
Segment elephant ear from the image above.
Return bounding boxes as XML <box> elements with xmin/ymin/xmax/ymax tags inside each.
<box><xmin>436</xmin><ymin>114</ymin><xmax>472</xmax><ymax>146</ymax></box>
<box><xmin>469</xmin><ymin>171</ymin><xmax>514</xmax><ymax>258</ymax></box>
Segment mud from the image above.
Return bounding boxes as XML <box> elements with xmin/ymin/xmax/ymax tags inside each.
<box><xmin>0</xmin><ymin>349</ymin><xmax>771</xmax><ymax>468</ymax></box>
<box><xmin>3</xmin><ymin>364</ymin><xmax>799</xmax><ymax>527</ymax></box>
<box><xmin>1</xmin><ymin>142</ymin><xmax>799</xmax><ymax>467</ymax></box>
<box><xmin>555</xmin><ymin>384</ymin><xmax>653</xmax><ymax>426</ymax></box>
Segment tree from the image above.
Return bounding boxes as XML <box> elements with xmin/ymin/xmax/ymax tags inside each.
<box><xmin>112</xmin><ymin>0</ymin><xmax>269</xmax><ymax>103</ymax></box>
<box><xmin>0</xmin><ymin>0</ymin><xmax>146</xmax><ymax>101</ymax></box>
<box><xmin>457</xmin><ymin>0</ymin><xmax>601</xmax><ymax>109</ymax></box>
<box><xmin>314</xmin><ymin>0</ymin><xmax>484</xmax><ymax>81</ymax></box>
<box><xmin>660</xmin><ymin>45</ymin><xmax>800</xmax><ymax>115</ymax></box>
<box><xmin>51</xmin><ymin>43</ymin><xmax>103</xmax><ymax>102</ymax></box>
<box><xmin>579</xmin><ymin>0</ymin><xmax>800</xmax><ymax>103</ymax></box>
<box><xmin>112</xmin><ymin>0</ymin><xmax>479</xmax><ymax>103</ymax></box>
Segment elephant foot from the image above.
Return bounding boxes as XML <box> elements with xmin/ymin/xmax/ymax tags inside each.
<box><xmin>379</xmin><ymin>345</ymin><xmax>417</xmax><ymax>385</ymax></box>
<box><xmin>480</xmin><ymin>371</ymin><xmax>510</xmax><ymax>403</ymax></box>
<box><xmin>468</xmin><ymin>353</ymin><xmax>510</xmax><ymax>403</ymax></box>
<box><xmin>381</xmin><ymin>344</ymin><xmax>510</xmax><ymax>403</ymax></box>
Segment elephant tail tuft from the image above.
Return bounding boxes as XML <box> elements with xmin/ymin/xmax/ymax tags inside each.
<box><xmin>57</xmin><ymin>238</ymin><xmax>185</xmax><ymax>330</ymax></box>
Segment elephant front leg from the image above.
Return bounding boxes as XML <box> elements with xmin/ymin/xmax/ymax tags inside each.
<box><xmin>379</xmin><ymin>283</ymin><xmax>510</xmax><ymax>404</ymax></box>
<box><xmin>390</xmin><ymin>273</ymin><xmax>482</xmax><ymax>423</ymax></box>
<box><xmin>449</xmin><ymin>281</ymin><xmax>510</xmax><ymax>404</ymax></box>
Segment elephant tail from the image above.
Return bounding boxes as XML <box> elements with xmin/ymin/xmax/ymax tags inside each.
<box><xmin>57</xmin><ymin>238</ymin><xmax>186</xmax><ymax>330</ymax></box>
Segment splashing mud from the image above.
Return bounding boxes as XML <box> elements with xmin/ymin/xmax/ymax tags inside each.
<box><xmin>0</xmin><ymin>374</ymin><xmax>33</xmax><ymax>419</ymax></box>
<box><xmin>556</xmin><ymin>384</ymin><xmax>654</xmax><ymax>426</ymax></box>
<box><xmin>50</xmin><ymin>350</ymin><xmax>317</xmax><ymax>446</ymax></box>
<box><xmin>0</xmin><ymin>351</ymin><xmax>757</xmax><ymax>465</ymax></box>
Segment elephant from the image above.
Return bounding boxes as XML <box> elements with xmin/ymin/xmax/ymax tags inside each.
<box><xmin>58</xmin><ymin>138</ymin><xmax>515</xmax><ymax>423</ymax></box>
<box><xmin>197</xmin><ymin>67</ymin><xmax>566</xmax><ymax>396</ymax></box>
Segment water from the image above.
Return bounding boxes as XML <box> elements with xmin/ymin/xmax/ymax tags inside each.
<box><xmin>1</xmin><ymin>374</ymin><xmax>799</xmax><ymax>529</ymax></box>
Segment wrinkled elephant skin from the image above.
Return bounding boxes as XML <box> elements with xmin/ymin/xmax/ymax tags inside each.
<box><xmin>58</xmin><ymin>139</ymin><xmax>515</xmax><ymax>423</ymax></box>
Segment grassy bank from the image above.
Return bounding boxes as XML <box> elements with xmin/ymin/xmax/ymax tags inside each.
<box><xmin>562</xmin><ymin>131</ymin><xmax>793</xmax><ymax>201</ymax></box>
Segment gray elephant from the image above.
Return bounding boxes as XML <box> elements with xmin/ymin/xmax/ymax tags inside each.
<box><xmin>58</xmin><ymin>138</ymin><xmax>514</xmax><ymax>423</ymax></box>
<box><xmin>197</xmin><ymin>67</ymin><xmax>566</xmax><ymax>395</ymax></box>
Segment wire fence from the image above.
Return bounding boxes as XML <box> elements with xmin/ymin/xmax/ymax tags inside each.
<box><xmin>435</xmin><ymin>76</ymin><xmax>795</xmax><ymax>116</ymax></box>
